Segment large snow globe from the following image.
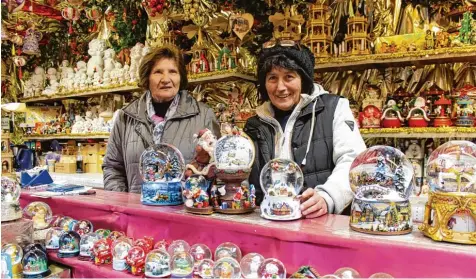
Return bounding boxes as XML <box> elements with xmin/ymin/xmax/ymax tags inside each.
<box><xmin>349</xmin><ymin>146</ymin><xmax>414</xmax><ymax>235</ymax></box>
<box><xmin>79</xmin><ymin>232</ymin><xmax>101</xmax><ymax>261</ymax></box>
<box><xmin>145</xmin><ymin>249</ymin><xmax>171</xmax><ymax>278</ymax></box>
<box><xmin>73</xmin><ymin>220</ymin><xmax>94</xmax><ymax>236</ymax></box>
<box><xmin>57</xmin><ymin>231</ymin><xmax>81</xmax><ymax>258</ymax></box>
<box><xmin>22</xmin><ymin>246</ymin><xmax>51</xmax><ymax>278</ymax></box>
<box><xmin>420</xmin><ymin>140</ymin><xmax>476</xmax><ymax>244</ymax></box>
<box><xmin>257</xmin><ymin>258</ymin><xmax>286</xmax><ymax>279</ymax></box>
<box><xmin>1</xmin><ymin>177</ymin><xmax>22</xmax><ymax>221</ymax></box>
<box><xmin>213</xmin><ymin>257</ymin><xmax>241</xmax><ymax>279</ymax></box>
<box><xmin>170</xmin><ymin>252</ymin><xmax>194</xmax><ymax>277</ymax></box>
<box><xmin>240</xmin><ymin>253</ymin><xmax>265</xmax><ymax>279</ymax></box>
<box><xmin>140</xmin><ymin>144</ymin><xmax>185</xmax><ymax>206</ymax></box>
<box><xmin>112</xmin><ymin>237</ymin><xmax>133</xmax><ymax>271</ymax></box>
<box><xmin>260</xmin><ymin>159</ymin><xmax>303</xmax><ymax>221</ymax></box>
<box><xmin>213</xmin><ymin>133</ymin><xmax>256</xmax><ymax>214</ymax></box>
<box><xmin>23</xmin><ymin>202</ymin><xmax>53</xmax><ymax>230</ymax></box>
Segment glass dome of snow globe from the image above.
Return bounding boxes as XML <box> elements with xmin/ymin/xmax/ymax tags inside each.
<box><xmin>154</xmin><ymin>239</ymin><xmax>169</xmax><ymax>251</ymax></box>
<box><xmin>79</xmin><ymin>232</ymin><xmax>101</xmax><ymax>261</ymax></box>
<box><xmin>111</xmin><ymin>237</ymin><xmax>133</xmax><ymax>271</ymax></box>
<box><xmin>213</xmin><ymin>257</ymin><xmax>241</xmax><ymax>279</ymax></box>
<box><xmin>1</xmin><ymin>176</ymin><xmax>20</xmax><ymax>202</ymax></box>
<box><xmin>57</xmin><ymin>231</ymin><xmax>80</xmax><ymax>258</ymax></box>
<box><xmin>24</xmin><ymin>243</ymin><xmax>46</xmax><ymax>254</ymax></box>
<box><xmin>23</xmin><ymin>201</ymin><xmax>53</xmax><ymax>230</ymax></box>
<box><xmin>426</xmin><ymin>140</ymin><xmax>476</xmax><ymax>193</ymax></box>
<box><xmin>198</xmin><ymin>259</ymin><xmax>214</xmax><ymax>279</ymax></box>
<box><xmin>57</xmin><ymin>216</ymin><xmax>75</xmax><ymax>231</ymax></box>
<box><xmin>126</xmin><ymin>246</ymin><xmax>147</xmax><ymax>276</ymax></box>
<box><xmin>1</xmin><ymin>243</ymin><xmax>23</xmax><ymax>265</ymax></box>
<box><xmin>240</xmin><ymin>253</ymin><xmax>265</xmax><ymax>279</ymax></box>
<box><xmin>72</xmin><ymin>220</ymin><xmax>94</xmax><ymax>236</ymax></box>
<box><xmin>107</xmin><ymin>231</ymin><xmax>125</xmax><ymax>241</ymax></box>
<box><xmin>139</xmin><ymin>143</ymin><xmax>185</xmax><ymax>206</ymax></box>
<box><xmin>257</xmin><ymin>258</ymin><xmax>286</xmax><ymax>279</ymax></box>
<box><xmin>183</xmin><ymin>175</ymin><xmax>213</xmax><ymax>214</ymax></box>
<box><xmin>95</xmin><ymin>228</ymin><xmax>111</xmax><ymax>238</ymax></box>
<box><xmin>145</xmin><ymin>249</ymin><xmax>171</xmax><ymax>278</ymax></box>
<box><xmin>334</xmin><ymin>267</ymin><xmax>361</xmax><ymax>279</ymax></box>
<box><xmin>167</xmin><ymin>240</ymin><xmax>190</xmax><ymax>256</ymax></box>
<box><xmin>22</xmin><ymin>247</ymin><xmax>51</xmax><ymax>277</ymax></box>
<box><xmin>134</xmin><ymin>237</ymin><xmax>154</xmax><ymax>254</ymax></box>
<box><xmin>190</xmin><ymin>243</ymin><xmax>212</xmax><ymax>266</ymax></box>
<box><xmin>170</xmin><ymin>252</ymin><xmax>194</xmax><ymax>277</ymax></box>
<box><xmin>259</xmin><ymin>158</ymin><xmax>304</xmax><ymax>220</ymax></box>
<box><xmin>214</xmin><ymin>242</ymin><xmax>242</xmax><ymax>261</ymax></box>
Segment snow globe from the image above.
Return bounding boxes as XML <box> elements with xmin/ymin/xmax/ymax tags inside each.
<box><xmin>213</xmin><ymin>133</ymin><xmax>256</xmax><ymax>214</ymax></box>
<box><xmin>240</xmin><ymin>253</ymin><xmax>265</xmax><ymax>279</ymax></box>
<box><xmin>260</xmin><ymin>159</ymin><xmax>303</xmax><ymax>221</ymax></box>
<box><xmin>145</xmin><ymin>249</ymin><xmax>171</xmax><ymax>278</ymax></box>
<box><xmin>171</xmin><ymin>251</ymin><xmax>194</xmax><ymax>278</ymax></box>
<box><xmin>93</xmin><ymin>238</ymin><xmax>113</xmax><ymax>265</ymax></box>
<box><xmin>73</xmin><ymin>220</ymin><xmax>94</xmax><ymax>236</ymax></box>
<box><xmin>183</xmin><ymin>175</ymin><xmax>213</xmax><ymax>214</ymax></box>
<box><xmin>369</xmin><ymin>273</ymin><xmax>394</xmax><ymax>278</ymax></box>
<box><xmin>215</xmin><ymin>242</ymin><xmax>242</xmax><ymax>261</ymax></box>
<box><xmin>23</xmin><ymin>201</ymin><xmax>53</xmax><ymax>230</ymax></box>
<box><xmin>108</xmin><ymin>231</ymin><xmax>125</xmax><ymax>241</ymax></box>
<box><xmin>258</xmin><ymin>258</ymin><xmax>286</xmax><ymax>279</ymax></box>
<box><xmin>167</xmin><ymin>240</ymin><xmax>190</xmax><ymax>256</ymax></box>
<box><xmin>134</xmin><ymin>237</ymin><xmax>154</xmax><ymax>254</ymax></box>
<box><xmin>57</xmin><ymin>231</ymin><xmax>81</xmax><ymax>258</ymax></box>
<box><xmin>22</xmin><ymin>246</ymin><xmax>51</xmax><ymax>278</ymax></box>
<box><xmin>126</xmin><ymin>246</ymin><xmax>146</xmax><ymax>275</ymax></box>
<box><xmin>198</xmin><ymin>259</ymin><xmax>215</xmax><ymax>278</ymax></box>
<box><xmin>24</xmin><ymin>243</ymin><xmax>47</xmax><ymax>255</ymax></box>
<box><xmin>190</xmin><ymin>244</ymin><xmax>212</xmax><ymax>273</ymax></box>
<box><xmin>95</xmin><ymin>228</ymin><xmax>111</xmax><ymax>238</ymax></box>
<box><xmin>45</xmin><ymin>228</ymin><xmax>64</xmax><ymax>250</ymax></box>
<box><xmin>112</xmin><ymin>237</ymin><xmax>133</xmax><ymax>271</ymax></box>
<box><xmin>1</xmin><ymin>243</ymin><xmax>23</xmax><ymax>278</ymax></box>
<box><xmin>349</xmin><ymin>146</ymin><xmax>414</xmax><ymax>235</ymax></box>
<box><xmin>154</xmin><ymin>239</ymin><xmax>169</xmax><ymax>251</ymax></box>
<box><xmin>1</xmin><ymin>177</ymin><xmax>22</xmax><ymax>222</ymax></box>
<box><xmin>213</xmin><ymin>257</ymin><xmax>241</xmax><ymax>279</ymax></box>
<box><xmin>57</xmin><ymin>216</ymin><xmax>75</xmax><ymax>231</ymax></box>
<box><xmin>140</xmin><ymin>144</ymin><xmax>185</xmax><ymax>206</ymax></box>
<box><xmin>420</xmin><ymin>140</ymin><xmax>476</xmax><ymax>244</ymax></box>
<box><xmin>334</xmin><ymin>267</ymin><xmax>361</xmax><ymax>279</ymax></box>
<box><xmin>79</xmin><ymin>232</ymin><xmax>101</xmax><ymax>261</ymax></box>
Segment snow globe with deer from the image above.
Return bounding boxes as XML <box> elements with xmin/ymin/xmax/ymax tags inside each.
<box><xmin>349</xmin><ymin>145</ymin><xmax>414</xmax><ymax>235</ymax></box>
<box><xmin>260</xmin><ymin>159</ymin><xmax>304</xmax><ymax>221</ymax></box>
<box><xmin>140</xmin><ymin>144</ymin><xmax>185</xmax><ymax>206</ymax></box>
<box><xmin>213</xmin><ymin>131</ymin><xmax>256</xmax><ymax>214</ymax></box>
<box><xmin>420</xmin><ymin>140</ymin><xmax>476</xmax><ymax>244</ymax></box>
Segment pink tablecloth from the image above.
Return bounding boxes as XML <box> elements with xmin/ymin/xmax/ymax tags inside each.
<box><xmin>21</xmin><ymin>190</ymin><xmax>476</xmax><ymax>278</ymax></box>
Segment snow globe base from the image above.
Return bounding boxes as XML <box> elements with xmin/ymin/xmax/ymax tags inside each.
<box><xmin>350</xmin><ymin>199</ymin><xmax>412</xmax><ymax>235</ymax></box>
<box><xmin>213</xmin><ymin>180</ymin><xmax>256</xmax><ymax>214</ymax></box>
<box><xmin>23</xmin><ymin>269</ymin><xmax>51</xmax><ymax>278</ymax></box>
<box><xmin>57</xmin><ymin>251</ymin><xmax>80</xmax><ymax>258</ymax></box>
<box><xmin>260</xmin><ymin>196</ymin><xmax>301</xmax><ymax>221</ymax></box>
<box><xmin>141</xmin><ymin>182</ymin><xmax>183</xmax><ymax>206</ymax></box>
<box><xmin>1</xmin><ymin>202</ymin><xmax>22</xmax><ymax>222</ymax></box>
<box><xmin>185</xmin><ymin>206</ymin><xmax>214</xmax><ymax>215</ymax></box>
<box><xmin>456</xmin><ymin>116</ymin><xmax>474</xmax><ymax>127</ymax></box>
<box><xmin>78</xmin><ymin>255</ymin><xmax>92</xmax><ymax>261</ymax></box>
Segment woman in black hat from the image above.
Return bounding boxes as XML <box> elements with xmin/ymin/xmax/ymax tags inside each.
<box><xmin>244</xmin><ymin>43</ymin><xmax>366</xmax><ymax>218</ymax></box>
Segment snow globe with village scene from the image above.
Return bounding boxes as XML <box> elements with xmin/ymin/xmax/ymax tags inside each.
<box><xmin>22</xmin><ymin>245</ymin><xmax>51</xmax><ymax>278</ymax></box>
<box><xmin>145</xmin><ymin>249</ymin><xmax>171</xmax><ymax>278</ymax></box>
<box><xmin>213</xmin><ymin>132</ymin><xmax>256</xmax><ymax>214</ymax></box>
<box><xmin>349</xmin><ymin>145</ymin><xmax>414</xmax><ymax>235</ymax></box>
<box><xmin>260</xmin><ymin>159</ymin><xmax>304</xmax><ymax>221</ymax></box>
<box><xmin>419</xmin><ymin>140</ymin><xmax>476</xmax><ymax>245</ymax></box>
<box><xmin>140</xmin><ymin>144</ymin><xmax>185</xmax><ymax>205</ymax></box>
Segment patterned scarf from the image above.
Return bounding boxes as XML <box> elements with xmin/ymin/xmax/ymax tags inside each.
<box><xmin>146</xmin><ymin>90</ymin><xmax>180</xmax><ymax>144</ymax></box>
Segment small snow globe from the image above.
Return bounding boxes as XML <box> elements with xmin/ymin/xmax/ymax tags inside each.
<box><xmin>240</xmin><ymin>253</ymin><xmax>265</xmax><ymax>279</ymax></box>
<box><xmin>334</xmin><ymin>267</ymin><xmax>361</xmax><ymax>279</ymax></box>
<box><xmin>145</xmin><ymin>249</ymin><xmax>171</xmax><ymax>278</ymax></box>
<box><xmin>183</xmin><ymin>175</ymin><xmax>213</xmax><ymax>214</ymax></box>
<box><xmin>154</xmin><ymin>239</ymin><xmax>170</xmax><ymax>251</ymax></box>
<box><xmin>215</xmin><ymin>242</ymin><xmax>242</xmax><ymax>262</ymax></box>
<box><xmin>72</xmin><ymin>220</ymin><xmax>94</xmax><ymax>236</ymax></box>
<box><xmin>257</xmin><ymin>258</ymin><xmax>286</xmax><ymax>279</ymax></box>
<box><xmin>420</xmin><ymin>140</ymin><xmax>476</xmax><ymax>244</ymax></box>
<box><xmin>213</xmin><ymin>133</ymin><xmax>256</xmax><ymax>214</ymax></box>
<box><xmin>260</xmin><ymin>159</ymin><xmax>303</xmax><ymax>221</ymax></box>
<box><xmin>93</xmin><ymin>238</ymin><xmax>112</xmax><ymax>265</ymax></box>
<box><xmin>1</xmin><ymin>177</ymin><xmax>22</xmax><ymax>222</ymax></box>
<box><xmin>1</xmin><ymin>243</ymin><xmax>23</xmax><ymax>278</ymax></box>
<box><xmin>134</xmin><ymin>237</ymin><xmax>154</xmax><ymax>254</ymax></box>
<box><xmin>95</xmin><ymin>228</ymin><xmax>111</xmax><ymax>238</ymax></box>
<box><xmin>57</xmin><ymin>231</ymin><xmax>80</xmax><ymax>258</ymax></box>
<box><xmin>171</xmin><ymin>252</ymin><xmax>194</xmax><ymax>278</ymax></box>
<box><xmin>23</xmin><ymin>202</ymin><xmax>53</xmax><ymax>230</ymax></box>
<box><xmin>198</xmin><ymin>259</ymin><xmax>215</xmax><ymax>279</ymax></box>
<box><xmin>167</xmin><ymin>240</ymin><xmax>190</xmax><ymax>256</ymax></box>
<box><xmin>79</xmin><ymin>232</ymin><xmax>101</xmax><ymax>261</ymax></box>
<box><xmin>108</xmin><ymin>231</ymin><xmax>125</xmax><ymax>241</ymax></box>
<box><xmin>369</xmin><ymin>273</ymin><xmax>394</xmax><ymax>278</ymax></box>
<box><xmin>213</xmin><ymin>257</ymin><xmax>241</xmax><ymax>279</ymax></box>
<box><xmin>190</xmin><ymin>244</ymin><xmax>212</xmax><ymax>271</ymax></box>
<box><xmin>112</xmin><ymin>237</ymin><xmax>133</xmax><ymax>271</ymax></box>
<box><xmin>57</xmin><ymin>216</ymin><xmax>75</xmax><ymax>232</ymax></box>
<box><xmin>22</xmin><ymin>247</ymin><xmax>51</xmax><ymax>278</ymax></box>
<box><xmin>45</xmin><ymin>227</ymin><xmax>64</xmax><ymax>250</ymax></box>
<box><xmin>126</xmin><ymin>246</ymin><xmax>146</xmax><ymax>276</ymax></box>
<box><xmin>140</xmin><ymin>144</ymin><xmax>185</xmax><ymax>206</ymax></box>
<box><xmin>349</xmin><ymin>146</ymin><xmax>414</xmax><ymax>235</ymax></box>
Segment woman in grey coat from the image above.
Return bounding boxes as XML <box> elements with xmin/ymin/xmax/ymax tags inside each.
<box><xmin>103</xmin><ymin>45</ymin><xmax>220</xmax><ymax>193</ymax></box>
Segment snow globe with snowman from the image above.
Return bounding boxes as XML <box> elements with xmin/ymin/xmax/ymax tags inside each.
<box><xmin>349</xmin><ymin>145</ymin><xmax>414</xmax><ymax>235</ymax></box>
<box><xmin>140</xmin><ymin>144</ymin><xmax>185</xmax><ymax>206</ymax></box>
<box><xmin>260</xmin><ymin>159</ymin><xmax>303</xmax><ymax>221</ymax></box>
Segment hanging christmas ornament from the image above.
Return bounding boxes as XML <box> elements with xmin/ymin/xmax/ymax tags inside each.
<box><xmin>85</xmin><ymin>6</ymin><xmax>102</xmax><ymax>33</ymax></box>
<box><xmin>22</xmin><ymin>28</ymin><xmax>42</xmax><ymax>56</ymax></box>
<box><xmin>10</xmin><ymin>33</ymin><xmax>23</xmax><ymax>45</ymax></box>
<box><xmin>61</xmin><ymin>6</ymin><xmax>81</xmax><ymax>34</ymax></box>
<box><xmin>229</xmin><ymin>13</ymin><xmax>254</xmax><ymax>40</ymax></box>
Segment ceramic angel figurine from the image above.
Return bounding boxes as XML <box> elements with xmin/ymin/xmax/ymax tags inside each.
<box><xmin>87</xmin><ymin>39</ymin><xmax>106</xmax><ymax>82</ymax></box>
<box><xmin>122</xmin><ymin>64</ymin><xmax>130</xmax><ymax>83</ymax></box>
<box><xmin>31</xmin><ymin>66</ymin><xmax>46</xmax><ymax>96</ymax></box>
<box><xmin>71</xmin><ymin>115</ymin><xmax>86</xmax><ymax>134</ymax></box>
<box><xmin>102</xmin><ymin>71</ymin><xmax>111</xmax><ymax>86</ymax></box>
<box><xmin>66</xmin><ymin>72</ymin><xmax>76</xmax><ymax>91</ymax></box>
<box><xmin>23</xmin><ymin>79</ymin><xmax>34</xmax><ymax>98</ymax></box>
<box><xmin>59</xmin><ymin>60</ymin><xmax>73</xmax><ymax>80</ymax></box>
<box><xmin>111</xmin><ymin>62</ymin><xmax>123</xmax><ymax>84</ymax></box>
<box><xmin>93</xmin><ymin>71</ymin><xmax>102</xmax><ymax>86</ymax></box>
<box><xmin>75</xmin><ymin>61</ymin><xmax>88</xmax><ymax>89</ymax></box>
<box><xmin>60</xmin><ymin>68</ymin><xmax>75</xmax><ymax>90</ymax></box>
<box><xmin>129</xmin><ymin>43</ymin><xmax>144</xmax><ymax>83</ymax></box>
<box><xmin>103</xmin><ymin>48</ymin><xmax>116</xmax><ymax>72</ymax></box>
<box><xmin>42</xmin><ymin>68</ymin><xmax>59</xmax><ymax>96</ymax></box>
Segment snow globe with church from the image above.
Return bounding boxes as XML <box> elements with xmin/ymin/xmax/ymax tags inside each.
<box><xmin>349</xmin><ymin>145</ymin><xmax>414</xmax><ymax>235</ymax></box>
<box><xmin>140</xmin><ymin>144</ymin><xmax>185</xmax><ymax>205</ymax></box>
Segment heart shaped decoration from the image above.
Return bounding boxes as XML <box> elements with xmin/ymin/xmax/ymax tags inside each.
<box><xmin>231</xmin><ymin>13</ymin><xmax>254</xmax><ymax>40</ymax></box>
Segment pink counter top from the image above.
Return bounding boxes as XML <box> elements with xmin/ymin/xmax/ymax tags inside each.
<box><xmin>21</xmin><ymin>190</ymin><xmax>476</xmax><ymax>278</ymax></box>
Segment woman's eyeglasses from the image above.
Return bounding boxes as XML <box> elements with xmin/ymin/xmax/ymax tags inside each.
<box><xmin>263</xmin><ymin>39</ymin><xmax>302</xmax><ymax>50</ymax></box>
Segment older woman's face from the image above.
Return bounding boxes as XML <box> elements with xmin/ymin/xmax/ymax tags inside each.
<box><xmin>265</xmin><ymin>67</ymin><xmax>301</xmax><ymax>111</ymax></box>
<box><xmin>149</xmin><ymin>58</ymin><xmax>181</xmax><ymax>103</ymax></box>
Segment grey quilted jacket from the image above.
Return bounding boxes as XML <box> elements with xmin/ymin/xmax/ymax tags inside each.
<box><xmin>102</xmin><ymin>90</ymin><xmax>220</xmax><ymax>193</ymax></box>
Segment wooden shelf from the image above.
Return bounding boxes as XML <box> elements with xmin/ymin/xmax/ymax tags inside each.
<box><xmin>188</xmin><ymin>71</ymin><xmax>256</xmax><ymax>85</ymax></box>
<box><xmin>25</xmin><ymin>134</ymin><xmax>110</xmax><ymax>141</ymax></box>
<box><xmin>360</xmin><ymin>127</ymin><xmax>476</xmax><ymax>139</ymax></box>
<box><xmin>315</xmin><ymin>46</ymin><xmax>476</xmax><ymax>72</ymax></box>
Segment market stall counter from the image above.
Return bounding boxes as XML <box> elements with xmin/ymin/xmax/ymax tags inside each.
<box><xmin>20</xmin><ymin>190</ymin><xmax>476</xmax><ymax>278</ymax></box>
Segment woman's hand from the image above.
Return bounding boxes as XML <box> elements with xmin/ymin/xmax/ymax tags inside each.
<box><xmin>300</xmin><ymin>188</ymin><xmax>328</xmax><ymax>218</ymax></box>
